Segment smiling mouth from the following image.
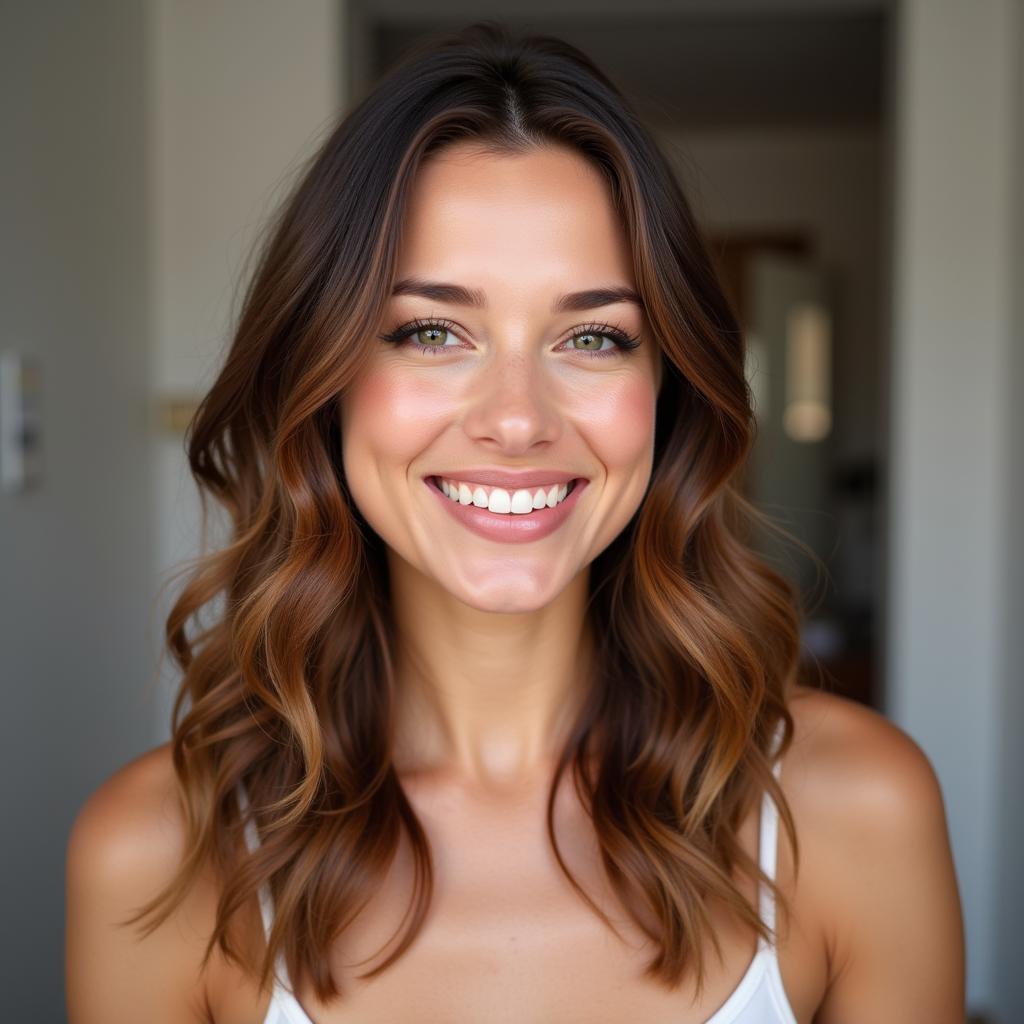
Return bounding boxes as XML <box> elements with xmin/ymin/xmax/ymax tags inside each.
<box><xmin>429</xmin><ymin>476</ymin><xmax>581</xmax><ymax>515</ymax></box>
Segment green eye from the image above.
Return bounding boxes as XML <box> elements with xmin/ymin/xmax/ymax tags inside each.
<box><xmin>571</xmin><ymin>332</ymin><xmax>607</xmax><ymax>352</ymax></box>
<box><xmin>563</xmin><ymin>323</ymin><xmax>643</xmax><ymax>358</ymax></box>
<box><xmin>378</xmin><ymin>318</ymin><xmax>460</xmax><ymax>356</ymax></box>
<box><xmin>414</xmin><ymin>325</ymin><xmax>450</xmax><ymax>347</ymax></box>
<box><xmin>378</xmin><ymin>318</ymin><xmax>642</xmax><ymax>359</ymax></box>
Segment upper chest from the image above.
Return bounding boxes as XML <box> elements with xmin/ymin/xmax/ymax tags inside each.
<box><xmin>209</xmin><ymin>774</ymin><xmax>828</xmax><ymax>1024</ymax></box>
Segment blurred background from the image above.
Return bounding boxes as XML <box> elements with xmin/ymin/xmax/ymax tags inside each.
<box><xmin>1</xmin><ymin>0</ymin><xmax>1021</xmax><ymax>1020</ymax></box>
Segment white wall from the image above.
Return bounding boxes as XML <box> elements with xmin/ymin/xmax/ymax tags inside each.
<box><xmin>0</xmin><ymin>3</ymin><xmax>155</xmax><ymax>1017</ymax></box>
<box><xmin>148</xmin><ymin>0</ymin><xmax>344</xmax><ymax>732</ymax></box>
<box><xmin>887</xmin><ymin>0</ymin><xmax>1021</xmax><ymax>1016</ymax></box>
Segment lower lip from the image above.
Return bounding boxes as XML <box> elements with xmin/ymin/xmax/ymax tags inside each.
<box><xmin>425</xmin><ymin>477</ymin><xmax>588</xmax><ymax>544</ymax></box>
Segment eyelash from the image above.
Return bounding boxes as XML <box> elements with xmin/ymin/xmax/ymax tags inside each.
<box><xmin>377</xmin><ymin>317</ymin><xmax>642</xmax><ymax>359</ymax></box>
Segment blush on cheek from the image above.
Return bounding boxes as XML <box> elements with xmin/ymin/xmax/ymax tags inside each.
<box><xmin>342</xmin><ymin>368</ymin><xmax>454</xmax><ymax>472</ymax></box>
<box><xmin>576</xmin><ymin>376</ymin><xmax>657</xmax><ymax>469</ymax></box>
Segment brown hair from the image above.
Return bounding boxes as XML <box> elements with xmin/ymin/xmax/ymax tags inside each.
<box><xmin>130</xmin><ymin>19</ymin><xmax>804</xmax><ymax>1003</ymax></box>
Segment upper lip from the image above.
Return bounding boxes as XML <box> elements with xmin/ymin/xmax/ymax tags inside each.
<box><xmin>428</xmin><ymin>468</ymin><xmax>583</xmax><ymax>489</ymax></box>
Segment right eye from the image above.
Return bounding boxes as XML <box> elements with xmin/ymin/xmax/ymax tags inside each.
<box><xmin>378</xmin><ymin>318</ymin><xmax>463</xmax><ymax>355</ymax></box>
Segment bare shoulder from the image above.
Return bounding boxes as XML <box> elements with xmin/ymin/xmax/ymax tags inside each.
<box><xmin>783</xmin><ymin>684</ymin><xmax>947</xmax><ymax>820</ymax></box>
<box><xmin>780</xmin><ymin>685</ymin><xmax>965</xmax><ymax>1023</ymax></box>
<box><xmin>68</xmin><ymin>742</ymin><xmax>184</xmax><ymax>881</ymax></box>
<box><xmin>66</xmin><ymin>743</ymin><xmax>214</xmax><ymax>1023</ymax></box>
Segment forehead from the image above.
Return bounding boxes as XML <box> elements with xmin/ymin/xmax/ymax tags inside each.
<box><xmin>397</xmin><ymin>143</ymin><xmax>636</xmax><ymax>295</ymax></box>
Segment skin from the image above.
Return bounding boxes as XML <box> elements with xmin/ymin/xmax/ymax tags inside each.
<box><xmin>339</xmin><ymin>140</ymin><xmax>661</xmax><ymax>786</ymax></box>
<box><xmin>66</xmin><ymin>143</ymin><xmax>965</xmax><ymax>1022</ymax></box>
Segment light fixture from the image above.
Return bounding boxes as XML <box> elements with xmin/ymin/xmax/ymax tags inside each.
<box><xmin>783</xmin><ymin>302</ymin><xmax>832</xmax><ymax>443</ymax></box>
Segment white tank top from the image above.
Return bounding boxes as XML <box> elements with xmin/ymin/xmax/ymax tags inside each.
<box><xmin>241</xmin><ymin>724</ymin><xmax>796</xmax><ymax>1024</ymax></box>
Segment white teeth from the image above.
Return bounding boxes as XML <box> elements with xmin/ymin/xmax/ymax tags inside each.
<box><xmin>509</xmin><ymin>490</ymin><xmax>534</xmax><ymax>513</ymax></box>
<box><xmin>489</xmin><ymin>489</ymin><xmax>512</xmax><ymax>513</ymax></box>
<box><xmin>438</xmin><ymin>478</ymin><xmax>574</xmax><ymax>515</ymax></box>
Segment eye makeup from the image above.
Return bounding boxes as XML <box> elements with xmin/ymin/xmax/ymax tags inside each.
<box><xmin>378</xmin><ymin>317</ymin><xmax>642</xmax><ymax>359</ymax></box>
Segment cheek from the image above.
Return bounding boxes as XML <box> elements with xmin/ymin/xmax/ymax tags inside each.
<box><xmin>573</xmin><ymin>373</ymin><xmax>658</xmax><ymax>472</ymax></box>
<box><xmin>340</xmin><ymin>369</ymin><xmax>449</xmax><ymax>478</ymax></box>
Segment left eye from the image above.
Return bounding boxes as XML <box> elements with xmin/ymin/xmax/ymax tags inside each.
<box><xmin>378</xmin><ymin>319</ymin><xmax>641</xmax><ymax>359</ymax></box>
<box><xmin>566</xmin><ymin>330</ymin><xmax>617</xmax><ymax>354</ymax></box>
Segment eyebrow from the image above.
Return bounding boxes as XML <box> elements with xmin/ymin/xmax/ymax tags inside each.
<box><xmin>391</xmin><ymin>277</ymin><xmax>643</xmax><ymax>314</ymax></box>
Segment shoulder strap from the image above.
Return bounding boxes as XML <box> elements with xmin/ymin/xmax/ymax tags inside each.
<box><xmin>237</xmin><ymin>782</ymin><xmax>275</xmax><ymax>942</ymax></box>
<box><xmin>757</xmin><ymin>720</ymin><xmax>786</xmax><ymax>938</ymax></box>
<box><xmin>236</xmin><ymin>784</ymin><xmax>305</xmax><ymax>1004</ymax></box>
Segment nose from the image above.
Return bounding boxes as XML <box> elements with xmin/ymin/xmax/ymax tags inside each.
<box><xmin>460</xmin><ymin>343</ymin><xmax>564</xmax><ymax>455</ymax></box>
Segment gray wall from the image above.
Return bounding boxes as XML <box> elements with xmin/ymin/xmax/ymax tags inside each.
<box><xmin>887</xmin><ymin>1</ymin><xmax>1022</xmax><ymax>1015</ymax></box>
<box><xmin>0</xmin><ymin>3</ymin><xmax>157</xmax><ymax>1018</ymax></box>
<box><xmin>994</xmin><ymin>5</ymin><xmax>1024</xmax><ymax>1019</ymax></box>
<box><xmin>148</xmin><ymin>0</ymin><xmax>340</xmax><ymax>734</ymax></box>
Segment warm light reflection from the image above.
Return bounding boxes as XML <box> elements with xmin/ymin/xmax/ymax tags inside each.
<box><xmin>744</xmin><ymin>332</ymin><xmax>770</xmax><ymax>420</ymax></box>
<box><xmin>783</xmin><ymin>302</ymin><xmax>832</xmax><ymax>442</ymax></box>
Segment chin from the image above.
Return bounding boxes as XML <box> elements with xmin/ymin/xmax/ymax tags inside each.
<box><xmin>447</xmin><ymin>570</ymin><xmax>573</xmax><ymax>615</ymax></box>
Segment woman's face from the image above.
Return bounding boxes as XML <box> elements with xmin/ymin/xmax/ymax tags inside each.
<box><xmin>340</xmin><ymin>141</ymin><xmax>662</xmax><ymax>612</ymax></box>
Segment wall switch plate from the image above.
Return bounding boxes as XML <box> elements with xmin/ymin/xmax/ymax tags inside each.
<box><xmin>0</xmin><ymin>350</ymin><xmax>43</xmax><ymax>493</ymax></box>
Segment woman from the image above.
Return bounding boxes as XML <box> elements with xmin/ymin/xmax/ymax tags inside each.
<box><xmin>66</xmin><ymin>21</ymin><xmax>964</xmax><ymax>1023</ymax></box>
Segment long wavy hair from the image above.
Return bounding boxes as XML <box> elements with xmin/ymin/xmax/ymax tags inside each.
<box><xmin>129</xmin><ymin>20</ymin><xmax>805</xmax><ymax>1003</ymax></box>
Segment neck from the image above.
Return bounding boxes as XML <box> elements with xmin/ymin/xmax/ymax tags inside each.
<box><xmin>387</xmin><ymin>553</ymin><xmax>595</xmax><ymax>790</ymax></box>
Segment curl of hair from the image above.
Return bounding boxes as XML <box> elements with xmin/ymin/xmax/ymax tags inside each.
<box><xmin>126</xmin><ymin>20</ymin><xmax>808</xmax><ymax>1004</ymax></box>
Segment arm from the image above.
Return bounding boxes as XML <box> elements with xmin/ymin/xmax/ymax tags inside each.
<box><xmin>796</xmin><ymin>694</ymin><xmax>966</xmax><ymax>1022</ymax></box>
<box><xmin>65</xmin><ymin>745</ymin><xmax>211</xmax><ymax>1023</ymax></box>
